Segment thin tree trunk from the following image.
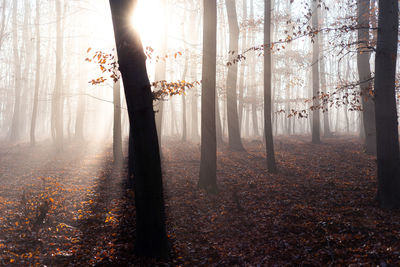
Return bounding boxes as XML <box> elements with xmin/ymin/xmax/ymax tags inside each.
<box><xmin>113</xmin><ymin>79</ymin><xmax>123</xmax><ymax>163</ymax></box>
<box><xmin>319</xmin><ymin>7</ymin><xmax>331</xmax><ymax>137</ymax></box>
<box><xmin>250</xmin><ymin>0</ymin><xmax>259</xmax><ymax>137</ymax></box>
<box><xmin>74</xmin><ymin>84</ymin><xmax>85</xmax><ymax>140</ymax></box>
<box><xmin>311</xmin><ymin>0</ymin><xmax>320</xmax><ymax>143</ymax></box>
<box><xmin>216</xmin><ymin>92</ymin><xmax>223</xmax><ymax>143</ymax></box>
<box><xmin>199</xmin><ymin>0</ymin><xmax>217</xmax><ymax>193</ymax></box>
<box><xmin>30</xmin><ymin>0</ymin><xmax>40</xmax><ymax>146</ymax></box>
<box><xmin>264</xmin><ymin>0</ymin><xmax>277</xmax><ymax>172</ymax></box>
<box><xmin>357</xmin><ymin>0</ymin><xmax>376</xmax><ymax>154</ymax></box>
<box><xmin>238</xmin><ymin>0</ymin><xmax>247</xmax><ymax>130</ymax></box>
<box><xmin>225</xmin><ymin>0</ymin><xmax>245</xmax><ymax>151</ymax></box>
<box><xmin>51</xmin><ymin>0</ymin><xmax>64</xmax><ymax>149</ymax></box>
<box><xmin>182</xmin><ymin>51</ymin><xmax>189</xmax><ymax>141</ymax></box>
<box><xmin>155</xmin><ymin>0</ymin><xmax>168</xmax><ymax>148</ymax></box>
<box><xmin>9</xmin><ymin>0</ymin><xmax>21</xmax><ymax>143</ymax></box>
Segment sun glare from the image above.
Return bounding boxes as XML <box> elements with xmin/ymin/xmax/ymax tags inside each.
<box><xmin>131</xmin><ymin>0</ymin><xmax>165</xmax><ymax>49</ymax></box>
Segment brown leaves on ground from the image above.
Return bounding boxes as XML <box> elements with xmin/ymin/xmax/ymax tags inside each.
<box><xmin>0</xmin><ymin>136</ymin><xmax>399</xmax><ymax>266</ymax></box>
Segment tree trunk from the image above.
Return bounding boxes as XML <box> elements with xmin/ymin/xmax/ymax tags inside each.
<box><xmin>319</xmin><ymin>7</ymin><xmax>331</xmax><ymax>137</ymax></box>
<box><xmin>215</xmin><ymin>92</ymin><xmax>223</xmax><ymax>143</ymax></box>
<box><xmin>199</xmin><ymin>0</ymin><xmax>217</xmax><ymax>193</ymax></box>
<box><xmin>74</xmin><ymin>85</ymin><xmax>85</xmax><ymax>140</ymax></box>
<box><xmin>238</xmin><ymin>0</ymin><xmax>247</xmax><ymax>130</ymax></box>
<box><xmin>155</xmin><ymin>0</ymin><xmax>168</xmax><ymax>149</ymax></box>
<box><xmin>374</xmin><ymin>0</ymin><xmax>400</xmax><ymax>208</ymax></box>
<box><xmin>249</xmin><ymin>0</ymin><xmax>259</xmax><ymax>137</ymax></box>
<box><xmin>182</xmin><ymin>52</ymin><xmax>189</xmax><ymax>141</ymax></box>
<box><xmin>9</xmin><ymin>0</ymin><xmax>21</xmax><ymax>143</ymax></box>
<box><xmin>113</xmin><ymin>79</ymin><xmax>123</xmax><ymax>164</ymax></box>
<box><xmin>357</xmin><ymin>0</ymin><xmax>376</xmax><ymax>155</ymax></box>
<box><xmin>51</xmin><ymin>0</ymin><xmax>64</xmax><ymax>150</ymax></box>
<box><xmin>30</xmin><ymin>0</ymin><xmax>40</xmax><ymax>146</ymax></box>
<box><xmin>311</xmin><ymin>0</ymin><xmax>320</xmax><ymax>143</ymax></box>
<box><xmin>264</xmin><ymin>0</ymin><xmax>277</xmax><ymax>173</ymax></box>
<box><xmin>225</xmin><ymin>0</ymin><xmax>245</xmax><ymax>151</ymax></box>
<box><xmin>0</xmin><ymin>0</ymin><xmax>6</xmax><ymax>50</ymax></box>
<box><xmin>109</xmin><ymin>0</ymin><xmax>169</xmax><ymax>257</ymax></box>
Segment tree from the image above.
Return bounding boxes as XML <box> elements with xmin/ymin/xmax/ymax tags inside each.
<box><xmin>0</xmin><ymin>0</ymin><xmax>6</xmax><ymax>51</ymax></box>
<box><xmin>30</xmin><ymin>0</ymin><xmax>40</xmax><ymax>146</ymax></box>
<box><xmin>238</xmin><ymin>0</ymin><xmax>247</xmax><ymax>130</ymax></box>
<box><xmin>199</xmin><ymin>0</ymin><xmax>217</xmax><ymax>193</ymax></box>
<box><xmin>51</xmin><ymin>0</ymin><xmax>64</xmax><ymax>149</ymax></box>
<box><xmin>357</xmin><ymin>0</ymin><xmax>376</xmax><ymax>155</ymax></box>
<box><xmin>113</xmin><ymin>79</ymin><xmax>123</xmax><ymax>164</ymax></box>
<box><xmin>318</xmin><ymin>6</ymin><xmax>331</xmax><ymax>137</ymax></box>
<box><xmin>264</xmin><ymin>0</ymin><xmax>277</xmax><ymax>173</ymax></box>
<box><xmin>154</xmin><ymin>0</ymin><xmax>168</xmax><ymax>149</ymax></box>
<box><xmin>225</xmin><ymin>0</ymin><xmax>245</xmax><ymax>151</ymax></box>
<box><xmin>181</xmin><ymin>52</ymin><xmax>189</xmax><ymax>141</ymax></box>
<box><xmin>249</xmin><ymin>0</ymin><xmax>259</xmax><ymax>137</ymax></box>
<box><xmin>9</xmin><ymin>0</ymin><xmax>21</xmax><ymax>143</ymax></box>
<box><xmin>109</xmin><ymin>0</ymin><xmax>169</xmax><ymax>257</ymax></box>
<box><xmin>311</xmin><ymin>0</ymin><xmax>320</xmax><ymax>144</ymax></box>
<box><xmin>374</xmin><ymin>0</ymin><xmax>400</xmax><ymax>208</ymax></box>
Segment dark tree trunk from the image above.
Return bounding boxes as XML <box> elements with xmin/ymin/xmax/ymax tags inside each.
<box><xmin>264</xmin><ymin>0</ymin><xmax>277</xmax><ymax>173</ymax></box>
<box><xmin>357</xmin><ymin>0</ymin><xmax>376</xmax><ymax>155</ymax></box>
<box><xmin>374</xmin><ymin>0</ymin><xmax>400</xmax><ymax>208</ymax></box>
<box><xmin>30</xmin><ymin>0</ymin><xmax>40</xmax><ymax>146</ymax></box>
<box><xmin>199</xmin><ymin>0</ymin><xmax>217</xmax><ymax>193</ymax></box>
<box><xmin>225</xmin><ymin>0</ymin><xmax>245</xmax><ymax>151</ymax></box>
<box><xmin>109</xmin><ymin>0</ymin><xmax>169</xmax><ymax>257</ymax></box>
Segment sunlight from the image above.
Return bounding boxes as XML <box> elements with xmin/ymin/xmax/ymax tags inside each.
<box><xmin>131</xmin><ymin>0</ymin><xmax>165</xmax><ymax>49</ymax></box>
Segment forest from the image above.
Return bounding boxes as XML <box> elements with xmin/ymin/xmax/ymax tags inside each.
<box><xmin>0</xmin><ymin>0</ymin><xmax>400</xmax><ymax>265</ymax></box>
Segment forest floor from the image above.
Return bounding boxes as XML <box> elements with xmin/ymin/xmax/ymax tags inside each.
<box><xmin>0</xmin><ymin>136</ymin><xmax>399</xmax><ymax>266</ymax></box>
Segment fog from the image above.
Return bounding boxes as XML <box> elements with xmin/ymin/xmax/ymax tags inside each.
<box><xmin>1</xmin><ymin>0</ymin><xmax>400</xmax><ymax>265</ymax></box>
<box><xmin>0</xmin><ymin>0</ymin><xmax>379</xmax><ymax>145</ymax></box>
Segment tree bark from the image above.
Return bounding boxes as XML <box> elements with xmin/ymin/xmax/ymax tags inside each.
<box><xmin>199</xmin><ymin>0</ymin><xmax>217</xmax><ymax>193</ymax></box>
<box><xmin>249</xmin><ymin>0</ymin><xmax>259</xmax><ymax>137</ymax></box>
<box><xmin>311</xmin><ymin>0</ymin><xmax>320</xmax><ymax>143</ymax></box>
<box><xmin>182</xmin><ymin>51</ymin><xmax>189</xmax><ymax>141</ymax></box>
<box><xmin>225</xmin><ymin>0</ymin><xmax>245</xmax><ymax>151</ymax></box>
<box><xmin>113</xmin><ymin>79</ymin><xmax>123</xmax><ymax>163</ymax></box>
<box><xmin>155</xmin><ymin>0</ymin><xmax>168</xmax><ymax>149</ymax></box>
<box><xmin>0</xmin><ymin>0</ymin><xmax>6</xmax><ymax>50</ymax></box>
<box><xmin>357</xmin><ymin>0</ymin><xmax>376</xmax><ymax>155</ymax></box>
<box><xmin>30</xmin><ymin>0</ymin><xmax>40</xmax><ymax>146</ymax></box>
<box><xmin>9</xmin><ymin>0</ymin><xmax>21</xmax><ymax>143</ymax></box>
<box><xmin>374</xmin><ymin>0</ymin><xmax>400</xmax><ymax>208</ymax></box>
<box><xmin>318</xmin><ymin>7</ymin><xmax>331</xmax><ymax>137</ymax></box>
<box><xmin>109</xmin><ymin>0</ymin><xmax>169</xmax><ymax>257</ymax></box>
<box><xmin>238</xmin><ymin>0</ymin><xmax>247</xmax><ymax>130</ymax></box>
<box><xmin>264</xmin><ymin>0</ymin><xmax>277</xmax><ymax>173</ymax></box>
<box><xmin>51</xmin><ymin>0</ymin><xmax>64</xmax><ymax>150</ymax></box>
